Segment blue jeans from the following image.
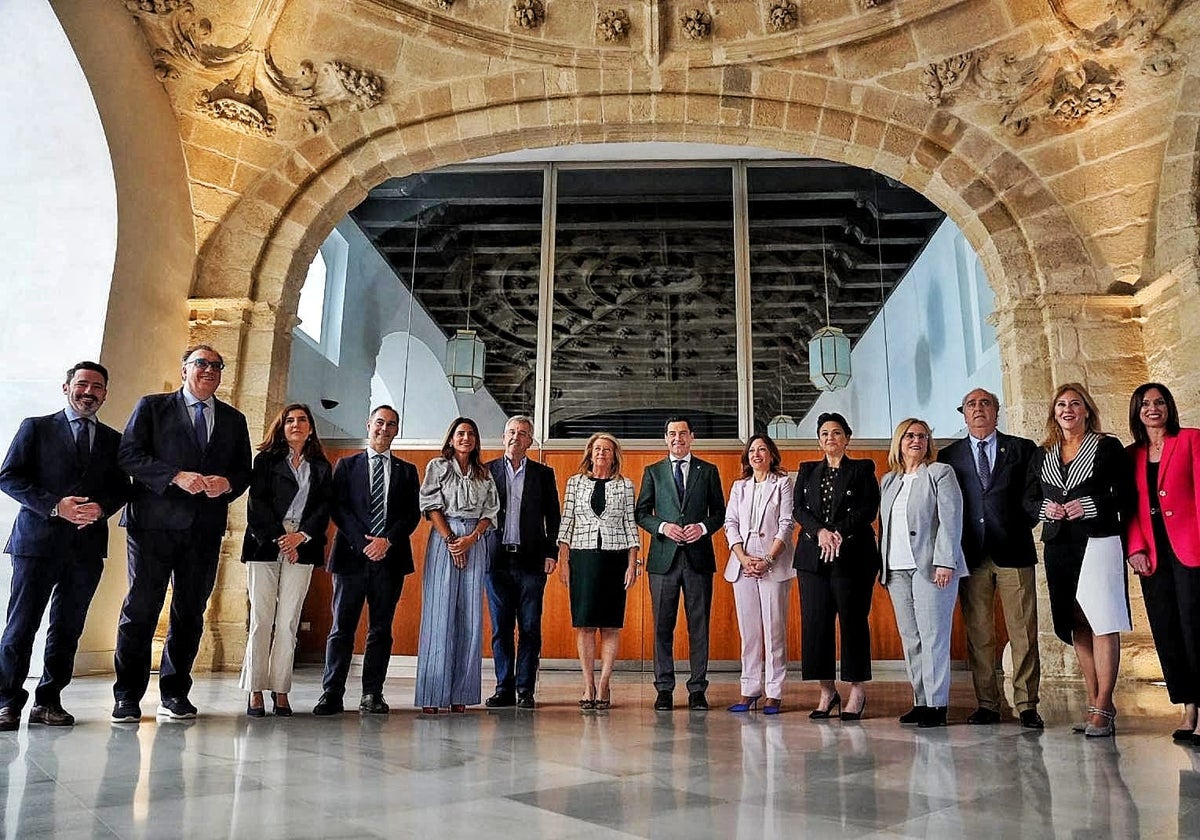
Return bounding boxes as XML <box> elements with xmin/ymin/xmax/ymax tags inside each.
<box><xmin>485</xmin><ymin>564</ymin><xmax>547</xmax><ymax>695</ymax></box>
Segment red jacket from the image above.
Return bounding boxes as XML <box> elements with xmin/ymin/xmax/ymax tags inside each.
<box><xmin>1126</xmin><ymin>428</ymin><xmax>1200</xmax><ymax>573</ymax></box>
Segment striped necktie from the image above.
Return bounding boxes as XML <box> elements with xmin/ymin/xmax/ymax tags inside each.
<box><xmin>369</xmin><ymin>454</ymin><xmax>387</xmax><ymax>536</ymax></box>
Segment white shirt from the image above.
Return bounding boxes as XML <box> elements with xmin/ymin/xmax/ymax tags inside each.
<box><xmin>888</xmin><ymin>474</ymin><xmax>917</xmax><ymax>571</ymax></box>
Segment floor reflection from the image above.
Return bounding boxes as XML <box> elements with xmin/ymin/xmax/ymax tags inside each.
<box><xmin>0</xmin><ymin>670</ymin><xmax>1195</xmax><ymax>838</ymax></box>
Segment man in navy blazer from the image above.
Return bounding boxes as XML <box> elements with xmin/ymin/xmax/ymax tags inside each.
<box><xmin>937</xmin><ymin>387</ymin><xmax>1043</xmax><ymax>729</ymax></box>
<box><xmin>483</xmin><ymin>416</ymin><xmax>560</xmax><ymax>709</ymax></box>
<box><xmin>0</xmin><ymin>362</ymin><xmax>129</xmax><ymax>730</ymax></box>
<box><xmin>112</xmin><ymin>345</ymin><xmax>252</xmax><ymax>722</ymax></box>
<box><xmin>313</xmin><ymin>405</ymin><xmax>420</xmax><ymax>716</ymax></box>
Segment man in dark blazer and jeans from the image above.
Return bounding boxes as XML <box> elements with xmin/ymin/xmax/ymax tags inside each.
<box><xmin>938</xmin><ymin>387</ymin><xmax>1044</xmax><ymax>728</ymax></box>
<box><xmin>635</xmin><ymin>416</ymin><xmax>726</xmax><ymax>711</ymax></box>
<box><xmin>0</xmin><ymin>362</ymin><xmax>129</xmax><ymax>730</ymax></box>
<box><xmin>113</xmin><ymin>345</ymin><xmax>252</xmax><ymax>722</ymax></box>
<box><xmin>484</xmin><ymin>416</ymin><xmax>560</xmax><ymax>709</ymax></box>
<box><xmin>313</xmin><ymin>405</ymin><xmax>420</xmax><ymax>716</ymax></box>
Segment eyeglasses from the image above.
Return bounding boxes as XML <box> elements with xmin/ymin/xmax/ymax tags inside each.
<box><xmin>902</xmin><ymin>432</ymin><xmax>930</xmax><ymax>441</ymax></box>
<box><xmin>187</xmin><ymin>359</ymin><xmax>225</xmax><ymax>371</ymax></box>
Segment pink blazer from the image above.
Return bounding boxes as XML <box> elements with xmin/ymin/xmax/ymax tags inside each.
<box><xmin>722</xmin><ymin>473</ymin><xmax>796</xmax><ymax>583</ymax></box>
<box><xmin>1126</xmin><ymin>428</ymin><xmax>1200</xmax><ymax>573</ymax></box>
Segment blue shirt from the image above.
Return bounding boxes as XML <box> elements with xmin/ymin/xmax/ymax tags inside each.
<box><xmin>968</xmin><ymin>431</ymin><xmax>998</xmax><ymax>476</ymax></box>
<box><xmin>502</xmin><ymin>457</ymin><xmax>527</xmax><ymax>545</ymax></box>
<box><xmin>63</xmin><ymin>406</ymin><xmax>95</xmax><ymax>448</ymax></box>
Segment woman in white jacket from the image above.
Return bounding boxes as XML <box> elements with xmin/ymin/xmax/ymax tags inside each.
<box><xmin>723</xmin><ymin>434</ymin><xmax>795</xmax><ymax>715</ymax></box>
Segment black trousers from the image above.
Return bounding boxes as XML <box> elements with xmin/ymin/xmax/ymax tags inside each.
<box><xmin>1141</xmin><ymin>554</ymin><xmax>1200</xmax><ymax>705</ymax></box>
<box><xmin>322</xmin><ymin>562</ymin><xmax>405</xmax><ymax>697</ymax></box>
<box><xmin>798</xmin><ymin>570</ymin><xmax>874</xmax><ymax>682</ymax></box>
<box><xmin>114</xmin><ymin>528</ymin><xmax>222</xmax><ymax>703</ymax></box>
<box><xmin>648</xmin><ymin>556</ymin><xmax>713</xmax><ymax>693</ymax></box>
<box><xmin>0</xmin><ymin>552</ymin><xmax>103</xmax><ymax>709</ymax></box>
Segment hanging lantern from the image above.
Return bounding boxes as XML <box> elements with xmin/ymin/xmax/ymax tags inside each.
<box><xmin>808</xmin><ymin>325</ymin><xmax>852</xmax><ymax>391</ymax></box>
<box><xmin>445</xmin><ymin>329</ymin><xmax>486</xmax><ymax>393</ymax></box>
<box><xmin>767</xmin><ymin>414</ymin><xmax>800</xmax><ymax>439</ymax></box>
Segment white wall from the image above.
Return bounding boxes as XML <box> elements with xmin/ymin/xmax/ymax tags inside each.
<box><xmin>288</xmin><ymin>218</ymin><xmax>508</xmax><ymax>441</ymax></box>
<box><xmin>0</xmin><ymin>0</ymin><xmax>119</xmax><ymax>666</ymax></box>
<box><xmin>797</xmin><ymin>219</ymin><xmax>1003</xmax><ymax>440</ymax></box>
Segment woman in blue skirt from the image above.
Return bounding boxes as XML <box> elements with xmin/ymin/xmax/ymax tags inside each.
<box><xmin>415</xmin><ymin>417</ymin><xmax>499</xmax><ymax>714</ymax></box>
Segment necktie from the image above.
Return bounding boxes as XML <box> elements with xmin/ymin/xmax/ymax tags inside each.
<box><xmin>369</xmin><ymin>454</ymin><xmax>387</xmax><ymax>536</ymax></box>
<box><xmin>672</xmin><ymin>459</ymin><xmax>685</xmax><ymax>502</ymax></box>
<box><xmin>75</xmin><ymin>418</ymin><xmax>91</xmax><ymax>471</ymax></box>
<box><xmin>976</xmin><ymin>440</ymin><xmax>991</xmax><ymax>490</ymax></box>
<box><xmin>193</xmin><ymin>402</ymin><xmax>208</xmax><ymax>450</ymax></box>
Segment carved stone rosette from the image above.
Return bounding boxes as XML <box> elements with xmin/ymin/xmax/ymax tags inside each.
<box><xmin>513</xmin><ymin>0</ymin><xmax>546</xmax><ymax>29</ymax></box>
<box><xmin>680</xmin><ymin>9</ymin><xmax>712</xmax><ymax>40</ymax></box>
<box><xmin>597</xmin><ymin>8</ymin><xmax>631</xmax><ymax>42</ymax></box>
<box><xmin>768</xmin><ymin>0</ymin><xmax>798</xmax><ymax>32</ymax></box>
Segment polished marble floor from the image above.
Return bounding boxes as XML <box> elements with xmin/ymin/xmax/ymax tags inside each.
<box><xmin>1</xmin><ymin>667</ymin><xmax>1197</xmax><ymax>839</ymax></box>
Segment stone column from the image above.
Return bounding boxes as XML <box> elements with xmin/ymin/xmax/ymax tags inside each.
<box><xmin>994</xmin><ymin>292</ymin><xmax>1155</xmax><ymax>680</ymax></box>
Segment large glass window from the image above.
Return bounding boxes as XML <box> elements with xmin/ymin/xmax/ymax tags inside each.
<box><xmin>550</xmin><ymin>167</ymin><xmax>738</xmax><ymax>439</ymax></box>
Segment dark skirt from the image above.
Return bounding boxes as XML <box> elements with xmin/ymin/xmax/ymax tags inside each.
<box><xmin>569</xmin><ymin>549</ymin><xmax>628</xmax><ymax>628</ymax></box>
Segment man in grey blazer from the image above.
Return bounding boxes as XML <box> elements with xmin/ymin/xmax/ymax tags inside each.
<box><xmin>635</xmin><ymin>417</ymin><xmax>726</xmax><ymax>711</ymax></box>
<box><xmin>938</xmin><ymin>388</ymin><xmax>1043</xmax><ymax>729</ymax></box>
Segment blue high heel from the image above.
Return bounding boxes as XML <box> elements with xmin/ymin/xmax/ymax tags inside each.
<box><xmin>762</xmin><ymin>698</ymin><xmax>783</xmax><ymax>716</ymax></box>
<box><xmin>728</xmin><ymin>695</ymin><xmax>762</xmax><ymax>713</ymax></box>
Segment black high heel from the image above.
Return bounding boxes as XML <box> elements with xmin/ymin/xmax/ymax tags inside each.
<box><xmin>841</xmin><ymin>697</ymin><xmax>867</xmax><ymax>721</ymax></box>
<box><xmin>271</xmin><ymin>691</ymin><xmax>293</xmax><ymax>717</ymax></box>
<box><xmin>809</xmin><ymin>691</ymin><xmax>841</xmax><ymax>719</ymax></box>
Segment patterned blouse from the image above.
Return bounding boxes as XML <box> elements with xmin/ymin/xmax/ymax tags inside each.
<box><xmin>419</xmin><ymin>457</ymin><xmax>500</xmax><ymax>521</ymax></box>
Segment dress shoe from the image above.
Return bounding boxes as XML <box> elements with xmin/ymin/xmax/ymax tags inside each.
<box><xmin>29</xmin><ymin>703</ymin><xmax>75</xmax><ymax>726</ymax></box>
<box><xmin>157</xmin><ymin>696</ymin><xmax>198</xmax><ymax>720</ymax></box>
<box><xmin>762</xmin><ymin>698</ymin><xmax>783</xmax><ymax>716</ymax></box>
<box><xmin>728</xmin><ymin>695</ymin><xmax>761</xmax><ymax>713</ymax></box>
<box><xmin>1173</xmin><ymin>727</ymin><xmax>1195</xmax><ymax>742</ymax></box>
<box><xmin>359</xmin><ymin>693</ymin><xmax>390</xmax><ymax>714</ymax></box>
<box><xmin>653</xmin><ymin>690</ymin><xmax>673</xmax><ymax>711</ymax></box>
<box><xmin>0</xmin><ymin>706</ymin><xmax>19</xmax><ymax>731</ymax></box>
<box><xmin>516</xmin><ymin>692</ymin><xmax>536</xmax><ymax>710</ymax></box>
<box><xmin>111</xmin><ymin>701</ymin><xmax>142</xmax><ymax>723</ymax></box>
<box><xmin>270</xmin><ymin>692</ymin><xmax>293</xmax><ymax>717</ymax></box>
<box><xmin>485</xmin><ymin>691</ymin><xmax>516</xmax><ymax>708</ymax></box>
<box><xmin>918</xmin><ymin>706</ymin><xmax>948</xmax><ymax>728</ymax></box>
<box><xmin>312</xmin><ymin>693</ymin><xmax>344</xmax><ymax>716</ymax></box>
<box><xmin>688</xmin><ymin>691</ymin><xmax>709</xmax><ymax>711</ymax></box>
<box><xmin>841</xmin><ymin>698</ymin><xmax>867</xmax><ymax>722</ymax></box>
<box><xmin>898</xmin><ymin>705</ymin><xmax>928</xmax><ymax>726</ymax></box>
<box><xmin>247</xmin><ymin>693</ymin><xmax>266</xmax><ymax>718</ymax></box>
<box><xmin>966</xmin><ymin>707</ymin><xmax>1001</xmax><ymax>725</ymax></box>
<box><xmin>1019</xmin><ymin>709</ymin><xmax>1045</xmax><ymax>730</ymax></box>
<box><xmin>809</xmin><ymin>691</ymin><xmax>841</xmax><ymax>720</ymax></box>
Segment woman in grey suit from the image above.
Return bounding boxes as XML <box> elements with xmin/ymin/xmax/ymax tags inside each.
<box><xmin>557</xmin><ymin>432</ymin><xmax>640</xmax><ymax>709</ymax></box>
<box><xmin>879</xmin><ymin>418</ymin><xmax>968</xmax><ymax>728</ymax></box>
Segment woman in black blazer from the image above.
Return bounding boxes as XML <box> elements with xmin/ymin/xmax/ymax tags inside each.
<box><xmin>1024</xmin><ymin>383</ymin><xmax>1135</xmax><ymax>737</ymax></box>
<box><xmin>793</xmin><ymin>412</ymin><xmax>881</xmax><ymax>720</ymax></box>
<box><xmin>239</xmin><ymin>403</ymin><xmax>332</xmax><ymax>717</ymax></box>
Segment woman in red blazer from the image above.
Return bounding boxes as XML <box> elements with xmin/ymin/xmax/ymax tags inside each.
<box><xmin>1125</xmin><ymin>382</ymin><xmax>1200</xmax><ymax>744</ymax></box>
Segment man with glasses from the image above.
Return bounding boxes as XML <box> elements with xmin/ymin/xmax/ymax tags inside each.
<box><xmin>937</xmin><ymin>388</ymin><xmax>1044</xmax><ymax>729</ymax></box>
<box><xmin>483</xmin><ymin>416</ymin><xmax>560</xmax><ymax>709</ymax></box>
<box><xmin>112</xmin><ymin>345</ymin><xmax>251</xmax><ymax>722</ymax></box>
<box><xmin>0</xmin><ymin>362</ymin><xmax>129</xmax><ymax>730</ymax></box>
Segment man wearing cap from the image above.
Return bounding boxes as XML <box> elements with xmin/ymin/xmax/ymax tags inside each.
<box><xmin>938</xmin><ymin>387</ymin><xmax>1043</xmax><ymax>728</ymax></box>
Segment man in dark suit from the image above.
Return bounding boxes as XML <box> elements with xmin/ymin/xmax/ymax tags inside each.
<box><xmin>938</xmin><ymin>387</ymin><xmax>1044</xmax><ymax>729</ymax></box>
<box><xmin>483</xmin><ymin>416</ymin><xmax>560</xmax><ymax>710</ymax></box>
<box><xmin>0</xmin><ymin>362</ymin><xmax>129</xmax><ymax>730</ymax></box>
<box><xmin>112</xmin><ymin>345</ymin><xmax>252</xmax><ymax>722</ymax></box>
<box><xmin>313</xmin><ymin>405</ymin><xmax>420</xmax><ymax>716</ymax></box>
<box><xmin>635</xmin><ymin>416</ymin><xmax>726</xmax><ymax>711</ymax></box>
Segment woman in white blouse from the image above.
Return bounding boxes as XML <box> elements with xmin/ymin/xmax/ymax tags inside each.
<box><xmin>415</xmin><ymin>417</ymin><xmax>500</xmax><ymax>714</ymax></box>
<box><xmin>557</xmin><ymin>432</ymin><xmax>640</xmax><ymax>709</ymax></box>
<box><xmin>879</xmin><ymin>418</ymin><xmax>967</xmax><ymax>729</ymax></box>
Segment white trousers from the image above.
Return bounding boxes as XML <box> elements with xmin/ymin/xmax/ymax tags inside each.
<box><xmin>239</xmin><ymin>560</ymin><xmax>314</xmax><ymax>693</ymax></box>
<box><xmin>731</xmin><ymin>575</ymin><xmax>791</xmax><ymax>699</ymax></box>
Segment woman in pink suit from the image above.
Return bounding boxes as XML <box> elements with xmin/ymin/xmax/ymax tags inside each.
<box><xmin>723</xmin><ymin>434</ymin><xmax>795</xmax><ymax>715</ymax></box>
<box><xmin>1125</xmin><ymin>382</ymin><xmax>1200</xmax><ymax>743</ymax></box>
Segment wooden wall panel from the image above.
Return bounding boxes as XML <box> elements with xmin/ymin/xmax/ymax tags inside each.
<box><xmin>297</xmin><ymin>446</ymin><xmax>979</xmax><ymax>664</ymax></box>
